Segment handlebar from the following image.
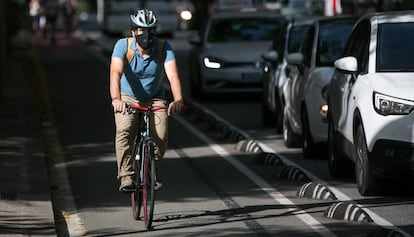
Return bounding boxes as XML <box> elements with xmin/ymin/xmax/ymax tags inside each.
<box><xmin>127</xmin><ymin>104</ymin><xmax>167</xmax><ymax>111</ymax></box>
<box><xmin>126</xmin><ymin>104</ymin><xmax>167</xmax><ymax>114</ymax></box>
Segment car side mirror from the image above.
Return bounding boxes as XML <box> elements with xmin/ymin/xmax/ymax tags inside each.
<box><xmin>261</xmin><ymin>50</ymin><xmax>279</xmax><ymax>63</ymax></box>
<box><xmin>334</xmin><ymin>56</ymin><xmax>358</xmax><ymax>84</ymax></box>
<box><xmin>261</xmin><ymin>50</ymin><xmax>279</xmax><ymax>67</ymax></box>
<box><xmin>286</xmin><ymin>53</ymin><xmax>304</xmax><ymax>65</ymax></box>
<box><xmin>334</xmin><ymin>56</ymin><xmax>358</xmax><ymax>73</ymax></box>
<box><xmin>286</xmin><ymin>53</ymin><xmax>304</xmax><ymax>74</ymax></box>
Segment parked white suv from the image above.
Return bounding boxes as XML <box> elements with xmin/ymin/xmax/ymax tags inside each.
<box><xmin>327</xmin><ymin>11</ymin><xmax>414</xmax><ymax>196</ymax></box>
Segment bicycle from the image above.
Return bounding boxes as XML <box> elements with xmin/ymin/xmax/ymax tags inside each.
<box><xmin>125</xmin><ymin>103</ymin><xmax>167</xmax><ymax>230</ymax></box>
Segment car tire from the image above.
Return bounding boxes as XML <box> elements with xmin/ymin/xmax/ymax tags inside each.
<box><xmin>283</xmin><ymin>107</ymin><xmax>301</xmax><ymax>148</ymax></box>
<box><xmin>275</xmin><ymin>100</ymin><xmax>283</xmax><ymax>134</ymax></box>
<box><xmin>355</xmin><ymin>125</ymin><xmax>379</xmax><ymax>196</ymax></box>
<box><xmin>302</xmin><ymin>108</ymin><xmax>317</xmax><ymax>158</ymax></box>
<box><xmin>261</xmin><ymin>100</ymin><xmax>276</xmax><ymax>127</ymax></box>
<box><xmin>328</xmin><ymin>121</ymin><xmax>352</xmax><ymax>177</ymax></box>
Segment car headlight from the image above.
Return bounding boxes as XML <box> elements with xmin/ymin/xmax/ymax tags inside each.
<box><xmin>180</xmin><ymin>10</ymin><xmax>192</xmax><ymax>21</ymax></box>
<box><xmin>374</xmin><ymin>92</ymin><xmax>414</xmax><ymax>115</ymax></box>
<box><xmin>203</xmin><ymin>57</ymin><xmax>222</xmax><ymax>69</ymax></box>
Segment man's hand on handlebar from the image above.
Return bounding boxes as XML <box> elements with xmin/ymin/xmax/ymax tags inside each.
<box><xmin>112</xmin><ymin>98</ymin><xmax>126</xmax><ymax>114</ymax></box>
<box><xmin>168</xmin><ymin>99</ymin><xmax>184</xmax><ymax>116</ymax></box>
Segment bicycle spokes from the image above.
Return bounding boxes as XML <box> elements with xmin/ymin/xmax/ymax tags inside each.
<box><xmin>142</xmin><ymin>142</ymin><xmax>155</xmax><ymax>229</ymax></box>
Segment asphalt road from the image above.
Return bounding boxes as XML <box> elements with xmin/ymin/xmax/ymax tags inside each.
<box><xmin>33</xmin><ymin>29</ymin><xmax>414</xmax><ymax>236</ymax></box>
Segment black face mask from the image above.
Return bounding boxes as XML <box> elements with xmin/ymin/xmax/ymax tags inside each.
<box><xmin>136</xmin><ymin>31</ymin><xmax>155</xmax><ymax>50</ymax></box>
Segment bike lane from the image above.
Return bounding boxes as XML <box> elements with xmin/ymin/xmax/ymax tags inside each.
<box><xmin>0</xmin><ymin>30</ymin><xmax>57</xmax><ymax>236</ymax></box>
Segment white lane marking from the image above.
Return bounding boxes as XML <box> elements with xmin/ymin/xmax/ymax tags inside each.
<box><xmin>174</xmin><ymin>115</ymin><xmax>337</xmax><ymax>237</ymax></box>
<box><xmin>258</xmin><ymin>142</ymin><xmax>412</xmax><ymax>237</ymax></box>
<box><xmin>176</xmin><ymin>98</ymin><xmax>412</xmax><ymax>237</ymax></box>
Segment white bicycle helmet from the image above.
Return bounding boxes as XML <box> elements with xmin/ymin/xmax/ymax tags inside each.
<box><xmin>130</xmin><ymin>9</ymin><xmax>158</xmax><ymax>28</ymax></box>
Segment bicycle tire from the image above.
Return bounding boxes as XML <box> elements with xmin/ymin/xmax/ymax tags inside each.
<box><xmin>142</xmin><ymin>140</ymin><xmax>155</xmax><ymax>230</ymax></box>
<box><xmin>131</xmin><ymin>184</ymin><xmax>142</xmax><ymax>220</ymax></box>
<box><xmin>131</xmin><ymin>138</ymin><xmax>143</xmax><ymax>220</ymax></box>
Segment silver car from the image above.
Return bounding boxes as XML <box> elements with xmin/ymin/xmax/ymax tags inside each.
<box><xmin>261</xmin><ymin>16</ymin><xmax>323</xmax><ymax>130</ymax></box>
<box><xmin>188</xmin><ymin>11</ymin><xmax>286</xmax><ymax>97</ymax></box>
<box><xmin>282</xmin><ymin>16</ymin><xmax>355</xmax><ymax>158</ymax></box>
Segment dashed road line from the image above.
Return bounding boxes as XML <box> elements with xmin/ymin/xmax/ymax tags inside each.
<box><xmin>174</xmin><ymin>115</ymin><xmax>338</xmax><ymax>237</ymax></box>
<box><xmin>179</xmin><ymin>101</ymin><xmax>412</xmax><ymax>237</ymax></box>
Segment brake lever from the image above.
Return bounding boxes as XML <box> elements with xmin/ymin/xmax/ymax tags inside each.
<box><xmin>125</xmin><ymin>104</ymin><xmax>135</xmax><ymax>115</ymax></box>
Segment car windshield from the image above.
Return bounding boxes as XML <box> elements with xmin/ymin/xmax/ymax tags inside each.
<box><xmin>207</xmin><ymin>17</ymin><xmax>284</xmax><ymax>43</ymax></box>
<box><xmin>316</xmin><ymin>22</ymin><xmax>354</xmax><ymax>67</ymax></box>
<box><xmin>283</xmin><ymin>0</ymin><xmax>307</xmax><ymax>8</ymax></box>
<box><xmin>287</xmin><ymin>25</ymin><xmax>310</xmax><ymax>53</ymax></box>
<box><xmin>377</xmin><ymin>22</ymin><xmax>414</xmax><ymax>72</ymax></box>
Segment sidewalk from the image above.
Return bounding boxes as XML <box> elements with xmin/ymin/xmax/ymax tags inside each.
<box><xmin>0</xmin><ymin>29</ymin><xmax>66</xmax><ymax>236</ymax></box>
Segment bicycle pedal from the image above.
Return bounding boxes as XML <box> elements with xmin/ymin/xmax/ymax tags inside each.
<box><xmin>155</xmin><ymin>181</ymin><xmax>163</xmax><ymax>191</ymax></box>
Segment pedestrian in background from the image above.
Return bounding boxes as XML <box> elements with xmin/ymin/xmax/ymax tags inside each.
<box><xmin>43</xmin><ymin>0</ymin><xmax>59</xmax><ymax>44</ymax></box>
<box><xmin>61</xmin><ymin>0</ymin><xmax>77</xmax><ymax>36</ymax></box>
<box><xmin>29</xmin><ymin>0</ymin><xmax>41</xmax><ymax>33</ymax></box>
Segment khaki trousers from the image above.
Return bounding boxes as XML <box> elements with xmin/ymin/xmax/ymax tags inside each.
<box><xmin>114</xmin><ymin>95</ymin><xmax>168</xmax><ymax>179</ymax></box>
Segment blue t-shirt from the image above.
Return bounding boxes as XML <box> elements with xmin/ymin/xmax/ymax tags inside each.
<box><xmin>111</xmin><ymin>37</ymin><xmax>175</xmax><ymax>99</ymax></box>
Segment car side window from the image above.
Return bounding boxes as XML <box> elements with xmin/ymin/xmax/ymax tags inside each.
<box><xmin>272</xmin><ymin>23</ymin><xmax>287</xmax><ymax>62</ymax></box>
<box><xmin>288</xmin><ymin>25</ymin><xmax>310</xmax><ymax>54</ymax></box>
<box><xmin>301</xmin><ymin>26</ymin><xmax>315</xmax><ymax>67</ymax></box>
<box><xmin>357</xmin><ymin>21</ymin><xmax>370</xmax><ymax>74</ymax></box>
<box><xmin>343</xmin><ymin>20</ymin><xmax>370</xmax><ymax>74</ymax></box>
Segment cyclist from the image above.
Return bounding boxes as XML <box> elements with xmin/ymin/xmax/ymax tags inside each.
<box><xmin>110</xmin><ymin>9</ymin><xmax>184</xmax><ymax>192</ymax></box>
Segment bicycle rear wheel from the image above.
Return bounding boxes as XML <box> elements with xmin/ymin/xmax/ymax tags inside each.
<box><xmin>142</xmin><ymin>141</ymin><xmax>155</xmax><ymax>230</ymax></box>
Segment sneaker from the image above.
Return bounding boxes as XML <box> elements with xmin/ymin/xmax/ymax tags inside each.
<box><xmin>119</xmin><ymin>176</ymin><xmax>135</xmax><ymax>192</ymax></box>
<box><xmin>155</xmin><ymin>180</ymin><xmax>163</xmax><ymax>191</ymax></box>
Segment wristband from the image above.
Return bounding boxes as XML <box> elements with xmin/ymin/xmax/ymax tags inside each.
<box><xmin>112</xmin><ymin>97</ymin><xmax>120</xmax><ymax>101</ymax></box>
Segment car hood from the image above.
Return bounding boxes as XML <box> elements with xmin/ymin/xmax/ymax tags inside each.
<box><xmin>367</xmin><ymin>73</ymin><xmax>414</xmax><ymax>100</ymax></box>
<box><xmin>309</xmin><ymin>66</ymin><xmax>335</xmax><ymax>88</ymax></box>
<box><xmin>202</xmin><ymin>41</ymin><xmax>272</xmax><ymax>62</ymax></box>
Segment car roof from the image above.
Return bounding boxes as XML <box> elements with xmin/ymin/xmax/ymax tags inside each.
<box><xmin>313</xmin><ymin>15</ymin><xmax>358</xmax><ymax>25</ymax></box>
<box><xmin>290</xmin><ymin>15</ymin><xmax>328</xmax><ymax>27</ymax></box>
<box><xmin>359</xmin><ymin>10</ymin><xmax>414</xmax><ymax>23</ymax></box>
<box><xmin>209</xmin><ymin>10</ymin><xmax>286</xmax><ymax>20</ymax></box>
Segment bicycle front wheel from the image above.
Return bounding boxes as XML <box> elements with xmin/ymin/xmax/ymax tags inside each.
<box><xmin>142</xmin><ymin>141</ymin><xmax>155</xmax><ymax>230</ymax></box>
<box><xmin>131</xmin><ymin>141</ymin><xmax>143</xmax><ymax>220</ymax></box>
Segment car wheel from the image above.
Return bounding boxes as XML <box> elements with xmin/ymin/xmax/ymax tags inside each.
<box><xmin>275</xmin><ymin>112</ymin><xmax>283</xmax><ymax>134</ymax></box>
<box><xmin>302</xmin><ymin>108</ymin><xmax>317</xmax><ymax>158</ymax></box>
<box><xmin>328</xmin><ymin>121</ymin><xmax>352</xmax><ymax>177</ymax></box>
<box><xmin>355</xmin><ymin>125</ymin><xmax>379</xmax><ymax>196</ymax></box>
<box><xmin>283</xmin><ymin>107</ymin><xmax>301</xmax><ymax>148</ymax></box>
<box><xmin>275</xmin><ymin>101</ymin><xmax>283</xmax><ymax>134</ymax></box>
<box><xmin>261</xmin><ymin>100</ymin><xmax>276</xmax><ymax>127</ymax></box>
